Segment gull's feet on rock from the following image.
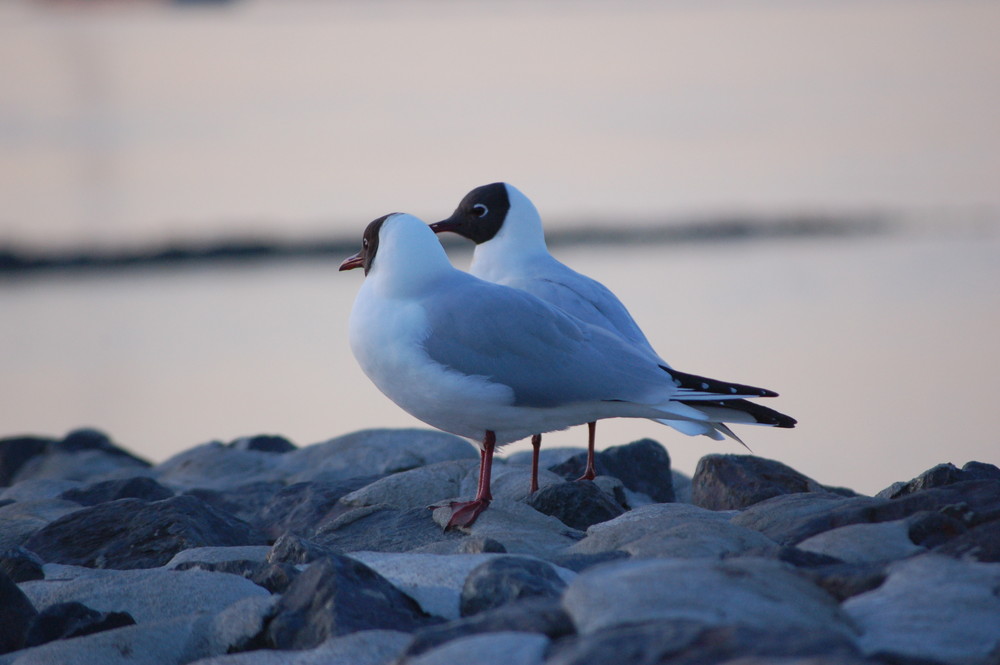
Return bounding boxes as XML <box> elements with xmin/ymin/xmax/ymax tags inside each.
<box><xmin>445</xmin><ymin>498</ymin><xmax>491</xmax><ymax>530</ymax></box>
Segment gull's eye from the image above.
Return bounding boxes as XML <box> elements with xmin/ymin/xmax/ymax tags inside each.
<box><xmin>472</xmin><ymin>203</ymin><xmax>488</xmax><ymax>218</ymax></box>
<box><xmin>362</xmin><ymin>238</ymin><xmax>369</xmax><ymax>248</ymax></box>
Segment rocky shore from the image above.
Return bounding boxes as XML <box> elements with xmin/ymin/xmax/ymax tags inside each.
<box><xmin>1</xmin><ymin>428</ymin><xmax>998</xmax><ymax>665</ymax></box>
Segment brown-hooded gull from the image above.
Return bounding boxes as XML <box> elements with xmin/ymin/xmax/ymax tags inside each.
<box><xmin>340</xmin><ymin>212</ymin><xmax>794</xmax><ymax>528</ymax></box>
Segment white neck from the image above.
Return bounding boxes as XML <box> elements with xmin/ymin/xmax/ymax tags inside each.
<box><xmin>368</xmin><ymin>214</ymin><xmax>454</xmax><ymax>295</ymax></box>
<box><xmin>471</xmin><ymin>184</ymin><xmax>550</xmax><ymax>276</ymax></box>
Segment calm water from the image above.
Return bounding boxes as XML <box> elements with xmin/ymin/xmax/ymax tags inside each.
<box><xmin>2</xmin><ymin>0</ymin><xmax>1000</xmax><ymax>494</ymax></box>
<box><xmin>3</xmin><ymin>223</ymin><xmax>998</xmax><ymax>495</ymax></box>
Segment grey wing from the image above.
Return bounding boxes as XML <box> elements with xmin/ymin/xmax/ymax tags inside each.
<box><xmin>420</xmin><ymin>280</ymin><xmax>669</xmax><ymax>408</ymax></box>
<box><xmin>507</xmin><ymin>267</ymin><xmax>663</xmax><ymax>362</ymax></box>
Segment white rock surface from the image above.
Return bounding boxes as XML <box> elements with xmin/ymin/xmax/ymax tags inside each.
<box><xmin>339</xmin><ymin>460</ymin><xmax>477</xmax><ymax>510</ymax></box>
<box><xmin>281</xmin><ymin>429</ymin><xmax>478</xmax><ymax>484</ymax></box>
<box><xmin>566</xmin><ymin>502</ymin><xmax>735</xmax><ymax>555</ymax></box>
<box><xmin>348</xmin><ymin>551</ymin><xmax>575</xmax><ymax>620</ymax></box>
<box><xmin>562</xmin><ymin>557</ymin><xmax>858</xmax><ymax>638</ymax></box>
<box><xmin>0</xmin><ymin>499</ymin><xmax>82</xmax><ymax>550</ymax></box>
<box><xmin>797</xmin><ymin>520</ymin><xmax>925</xmax><ymax>563</ymax></box>
<box><xmin>617</xmin><ymin>518</ymin><xmax>780</xmax><ymax>559</ymax></box>
<box><xmin>166</xmin><ymin>546</ymin><xmax>273</xmax><ymax>568</ymax></box>
<box><xmin>0</xmin><ymin>479</ymin><xmax>83</xmax><ymax>502</ymax></box>
<box><xmin>188</xmin><ymin>630</ymin><xmax>412</xmax><ymax>665</ymax></box>
<box><xmin>401</xmin><ymin>632</ymin><xmax>549</xmax><ymax>665</ymax></box>
<box><xmin>0</xmin><ymin>596</ymin><xmax>274</xmax><ymax>665</ymax></box>
<box><xmin>19</xmin><ymin>566</ymin><xmax>270</xmax><ymax>623</ymax></box>
<box><xmin>843</xmin><ymin>554</ymin><xmax>1000</xmax><ymax>665</ymax></box>
<box><xmin>431</xmin><ymin>500</ymin><xmax>583</xmax><ymax>558</ymax></box>
<box><xmin>153</xmin><ymin>443</ymin><xmax>283</xmax><ymax>490</ymax></box>
<box><xmin>458</xmin><ymin>464</ymin><xmax>564</xmax><ymax>503</ymax></box>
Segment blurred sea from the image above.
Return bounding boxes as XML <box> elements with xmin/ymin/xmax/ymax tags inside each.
<box><xmin>2</xmin><ymin>0</ymin><xmax>999</xmax><ymax>493</ymax></box>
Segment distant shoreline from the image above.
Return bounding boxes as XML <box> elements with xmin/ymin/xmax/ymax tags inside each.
<box><xmin>0</xmin><ymin>214</ymin><xmax>888</xmax><ymax>277</ymax></box>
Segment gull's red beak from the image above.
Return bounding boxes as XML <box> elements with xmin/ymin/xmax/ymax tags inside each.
<box><xmin>339</xmin><ymin>252</ymin><xmax>364</xmax><ymax>271</ymax></box>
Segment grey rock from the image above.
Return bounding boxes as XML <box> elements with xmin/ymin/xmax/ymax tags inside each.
<box><xmin>505</xmin><ymin>447</ymin><xmax>585</xmax><ymax>469</ymax></box>
<box><xmin>0</xmin><ymin>437</ymin><xmax>52</xmax><ymax>487</ymax></box>
<box><xmin>544</xmin><ymin>619</ymin><xmax>705</xmax><ymax>665</ymax></box>
<box><xmin>796</xmin><ymin>520</ymin><xmax>925</xmax><ymax>564</ymax></box>
<box><xmin>730</xmin><ymin>493</ymin><xmax>884</xmax><ymax>546</ymax></box>
<box><xmin>24</xmin><ymin>495</ymin><xmax>268</xmax><ymax>569</ymax></box>
<box><xmin>188</xmin><ymin>630</ymin><xmax>413</xmax><ymax>665</ymax></box>
<box><xmin>339</xmin><ymin>461</ymin><xmax>475</xmax><ymax>511</ymax></box>
<box><xmin>266</xmin><ymin>534</ymin><xmax>340</xmax><ymax>565</ymax></box>
<box><xmin>0</xmin><ymin>479</ymin><xmax>82</xmax><ymax>503</ymax></box>
<box><xmin>0</xmin><ymin>570</ymin><xmax>36</xmax><ymax>655</ymax></box>
<box><xmin>399</xmin><ymin>631</ymin><xmax>549</xmax><ymax>665</ymax></box>
<box><xmin>264</xmin><ymin>555</ymin><xmax>439</xmax><ymax>650</ymax></box>
<box><xmin>691</xmin><ymin>454</ymin><xmax>832</xmax><ymax>511</ymax></box>
<box><xmin>905</xmin><ymin>510</ymin><xmax>968</xmax><ymax>549</ymax></box>
<box><xmin>353</xmin><ymin>460</ymin><xmax>566</xmax><ymax>511</ymax></box>
<box><xmin>798</xmin><ymin>562</ymin><xmax>888</xmax><ymax>602</ymax></box>
<box><xmin>0</xmin><ymin>500</ymin><xmax>82</xmax><ymax>551</ymax></box>
<box><xmin>525</xmin><ymin>480</ymin><xmax>625</xmax><ymax>531</ymax></box>
<box><xmin>543</xmin><ymin>551</ymin><xmax>630</xmax><ymax>573</ymax></box>
<box><xmin>733</xmin><ymin>481</ymin><xmax>1000</xmax><ymax>546</ymax></box>
<box><xmin>405</xmin><ymin>598</ymin><xmax>573</xmax><ymax>658</ymax></box>
<box><xmin>19</xmin><ymin>566</ymin><xmax>270</xmax><ymax>624</ymax></box>
<box><xmin>671</xmin><ymin>469</ymin><xmax>693</xmax><ymax>504</ymax></box>
<box><xmin>345</xmin><ymin>551</ymin><xmax>499</xmax><ymax>620</ymax></box>
<box><xmin>154</xmin><ymin>443</ymin><xmax>286</xmax><ymax>491</ymax></box>
<box><xmin>549</xmin><ymin>439</ymin><xmax>674</xmax><ymax>503</ymax></box>
<box><xmin>227</xmin><ymin>435</ymin><xmax>296</xmax><ymax>454</ymax></box>
<box><xmin>411</xmin><ymin>537</ymin><xmax>508</xmax><ymax>555</ymax></box>
<box><xmin>59</xmin><ymin>476</ymin><xmax>174</xmax><ymax>506</ymax></box>
<box><xmin>621</xmin><ymin>518</ymin><xmax>780</xmax><ymax>560</ymax></box>
<box><xmin>935</xmin><ymin>518</ymin><xmax>1000</xmax><ymax>562</ymax></box>
<box><xmin>562</xmin><ymin>557</ymin><xmax>857</xmax><ymax>638</ymax></box>
<box><xmin>12</xmin><ymin>429</ymin><xmax>149</xmax><ymax>485</ymax></box>
<box><xmin>0</xmin><ymin>596</ymin><xmax>275</xmax><ymax>665</ymax></box>
<box><xmin>460</xmin><ymin>557</ymin><xmax>568</xmax><ymax>616</ymax></box>
<box><xmin>24</xmin><ymin>601</ymin><xmax>135</xmax><ymax>648</ymax></box>
<box><xmin>545</xmin><ymin>620</ymin><xmax>863</xmax><ymax>665</ymax></box>
<box><xmin>843</xmin><ymin>554</ymin><xmax>1000</xmax><ymax>664</ymax></box>
<box><xmin>314</xmin><ymin>505</ymin><xmax>463</xmax><ymax>553</ymax></box>
<box><xmin>0</xmin><ymin>548</ymin><xmax>44</xmax><ymax>583</ymax></box>
<box><xmin>166</xmin><ymin>546</ymin><xmax>272</xmax><ymax>568</ymax></box>
<box><xmin>462</xmin><ymin>463</ymin><xmax>564</xmax><ymax>503</ymax></box>
<box><xmin>348</xmin><ymin>552</ymin><xmax>572</xmax><ymax>621</ymax></box>
<box><xmin>566</xmin><ymin>502</ymin><xmax>734</xmax><ymax>556</ymax></box>
<box><xmin>876</xmin><ymin>461</ymin><xmax>1000</xmax><ymax>499</ymax></box>
<box><xmin>776</xmin><ymin>546</ymin><xmax>845</xmax><ymax>568</ymax></box>
<box><xmin>170</xmin><ymin>559</ymin><xmax>300</xmax><ymax>595</ymax></box>
<box><xmin>185</xmin><ymin>481</ymin><xmax>285</xmax><ymax>526</ymax></box>
<box><xmin>256</xmin><ymin>477</ymin><xmax>381</xmax><ymax>540</ymax></box>
<box><xmin>280</xmin><ymin>429</ymin><xmax>478</xmax><ymax>484</ymax></box>
<box><xmin>430</xmin><ymin>500</ymin><xmax>583</xmax><ymax>558</ymax></box>
<box><xmin>248</xmin><ymin>563</ymin><xmax>301</xmax><ymax>595</ymax></box>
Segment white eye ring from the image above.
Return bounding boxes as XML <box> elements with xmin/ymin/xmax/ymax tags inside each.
<box><xmin>472</xmin><ymin>204</ymin><xmax>488</xmax><ymax>218</ymax></box>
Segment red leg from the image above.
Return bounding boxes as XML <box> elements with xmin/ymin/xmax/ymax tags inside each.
<box><xmin>529</xmin><ymin>434</ymin><xmax>542</xmax><ymax>494</ymax></box>
<box><xmin>447</xmin><ymin>430</ymin><xmax>496</xmax><ymax>529</ymax></box>
<box><xmin>577</xmin><ymin>421</ymin><xmax>597</xmax><ymax>481</ymax></box>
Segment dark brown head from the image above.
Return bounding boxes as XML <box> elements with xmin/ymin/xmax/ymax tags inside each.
<box><xmin>339</xmin><ymin>214</ymin><xmax>393</xmax><ymax>275</ymax></box>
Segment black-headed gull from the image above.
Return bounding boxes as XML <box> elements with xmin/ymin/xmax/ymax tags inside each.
<box><xmin>340</xmin><ymin>212</ymin><xmax>794</xmax><ymax>528</ymax></box>
<box><xmin>431</xmin><ymin>182</ymin><xmax>795</xmax><ymax>489</ymax></box>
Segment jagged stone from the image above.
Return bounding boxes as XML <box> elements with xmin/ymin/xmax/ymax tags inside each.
<box><xmin>264</xmin><ymin>555</ymin><xmax>440</xmax><ymax>649</ymax></box>
<box><xmin>24</xmin><ymin>495</ymin><xmax>268</xmax><ymax>569</ymax></box>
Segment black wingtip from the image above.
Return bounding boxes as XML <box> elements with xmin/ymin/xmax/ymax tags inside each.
<box><xmin>680</xmin><ymin>398</ymin><xmax>797</xmax><ymax>428</ymax></box>
<box><xmin>661</xmin><ymin>366</ymin><xmax>779</xmax><ymax>398</ymax></box>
